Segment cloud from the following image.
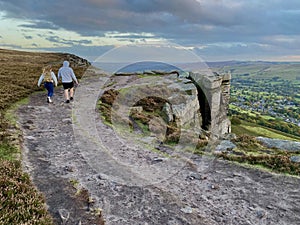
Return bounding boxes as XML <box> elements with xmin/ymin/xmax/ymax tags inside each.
<box><xmin>193</xmin><ymin>41</ymin><xmax>300</xmax><ymax>61</ymax></box>
<box><xmin>19</xmin><ymin>21</ymin><xmax>60</xmax><ymax>30</ymax></box>
<box><xmin>1</xmin><ymin>0</ymin><xmax>300</xmax><ymax>60</ymax></box>
<box><xmin>1</xmin><ymin>0</ymin><xmax>298</xmax><ymax>43</ymax></box>
<box><xmin>24</xmin><ymin>35</ymin><xmax>33</xmax><ymax>39</ymax></box>
<box><xmin>45</xmin><ymin>35</ymin><xmax>92</xmax><ymax>46</ymax></box>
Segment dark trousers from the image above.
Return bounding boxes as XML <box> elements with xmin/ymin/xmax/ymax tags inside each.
<box><xmin>44</xmin><ymin>82</ymin><xmax>54</xmax><ymax>97</ymax></box>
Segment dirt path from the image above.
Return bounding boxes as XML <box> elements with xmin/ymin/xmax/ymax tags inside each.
<box><xmin>18</xmin><ymin>67</ymin><xmax>300</xmax><ymax>225</ymax></box>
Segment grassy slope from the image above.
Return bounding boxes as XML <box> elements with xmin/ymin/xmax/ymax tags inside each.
<box><xmin>210</xmin><ymin>62</ymin><xmax>300</xmax><ymax>175</ymax></box>
<box><xmin>231</xmin><ymin>120</ymin><xmax>300</xmax><ymax>141</ymax></box>
<box><xmin>0</xmin><ymin>48</ymin><xmax>89</xmax><ymax>225</ymax></box>
<box><xmin>214</xmin><ymin>61</ymin><xmax>300</xmax><ymax>141</ymax></box>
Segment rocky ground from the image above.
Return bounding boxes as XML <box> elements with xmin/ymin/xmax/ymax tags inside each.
<box><xmin>18</xmin><ymin>67</ymin><xmax>300</xmax><ymax>225</ymax></box>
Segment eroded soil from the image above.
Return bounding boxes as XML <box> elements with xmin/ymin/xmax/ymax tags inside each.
<box><xmin>18</xmin><ymin>67</ymin><xmax>300</xmax><ymax>225</ymax></box>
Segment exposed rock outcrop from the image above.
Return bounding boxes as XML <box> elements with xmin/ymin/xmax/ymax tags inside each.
<box><xmin>256</xmin><ymin>137</ymin><xmax>300</xmax><ymax>152</ymax></box>
<box><xmin>110</xmin><ymin>69</ymin><xmax>231</xmax><ymax>142</ymax></box>
<box><xmin>187</xmin><ymin>71</ymin><xmax>231</xmax><ymax>139</ymax></box>
<box><xmin>64</xmin><ymin>53</ymin><xmax>91</xmax><ymax>67</ymax></box>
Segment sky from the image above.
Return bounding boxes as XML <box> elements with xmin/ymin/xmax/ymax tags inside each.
<box><xmin>0</xmin><ymin>0</ymin><xmax>300</xmax><ymax>62</ymax></box>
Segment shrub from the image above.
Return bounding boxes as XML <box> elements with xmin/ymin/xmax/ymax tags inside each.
<box><xmin>0</xmin><ymin>160</ymin><xmax>53</xmax><ymax>225</ymax></box>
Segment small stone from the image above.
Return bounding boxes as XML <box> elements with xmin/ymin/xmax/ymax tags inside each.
<box><xmin>248</xmin><ymin>206</ymin><xmax>256</xmax><ymax>211</ymax></box>
<box><xmin>233</xmin><ymin>173</ymin><xmax>242</xmax><ymax>177</ymax></box>
<box><xmin>200</xmin><ymin>175</ymin><xmax>207</xmax><ymax>180</ymax></box>
<box><xmin>58</xmin><ymin>209</ymin><xmax>70</xmax><ymax>223</ymax></box>
<box><xmin>188</xmin><ymin>173</ymin><xmax>201</xmax><ymax>180</ymax></box>
<box><xmin>215</xmin><ymin>217</ymin><xmax>222</xmax><ymax>223</ymax></box>
<box><xmin>256</xmin><ymin>210</ymin><xmax>265</xmax><ymax>219</ymax></box>
<box><xmin>151</xmin><ymin>157</ymin><xmax>164</xmax><ymax>164</ymax></box>
<box><xmin>209</xmin><ymin>184</ymin><xmax>220</xmax><ymax>190</ymax></box>
<box><xmin>97</xmin><ymin>173</ymin><xmax>109</xmax><ymax>180</ymax></box>
<box><xmin>26</xmin><ymin>120</ymin><xmax>34</xmax><ymax>124</ymax></box>
<box><xmin>180</xmin><ymin>206</ymin><xmax>193</xmax><ymax>214</ymax></box>
<box><xmin>26</xmin><ymin>135</ymin><xmax>36</xmax><ymax>140</ymax></box>
<box><xmin>64</xmin><ymin>165</ymin><xmax>75</xmax><ymax>172</ymax></box>
<box><xmin>62</xmin><ymin>118</ymin><xmax>72</xmax><ymax>124</ymax></box>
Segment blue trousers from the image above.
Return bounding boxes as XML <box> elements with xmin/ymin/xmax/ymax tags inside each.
<box><xmin>44</xmin><ymin>82</ymin><xmax>54</xmax><ymax>97</ymax></box>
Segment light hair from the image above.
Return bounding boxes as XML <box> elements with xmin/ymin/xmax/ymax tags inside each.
<box><xmin>43</xmin><ymin>65</ymin><xmax>52</xmax><ymax>74</ymax></box>
<box><xmin>43</xmin><ymin>65</ymin><xmax>52</xmax><ymax>82</ymax></box>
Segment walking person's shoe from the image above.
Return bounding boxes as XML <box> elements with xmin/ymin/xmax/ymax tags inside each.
<box><xmin>65</xmin><ymin>99</ymin><xmax>70</xmax><ymax>103</ymax></box>
<box><xmin>70</xmin><ymin>97</ymin><xmax>74</xmax><ymax>101</ymax></box>
<box><xmin>47</xmin><ymin>97</ymin><xmax>53</xmax><ymax>103</ymax></box>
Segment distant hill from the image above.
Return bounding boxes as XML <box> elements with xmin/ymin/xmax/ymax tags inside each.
<box><xmin>206</xmin><ymin>60</ymin><xmax>300</xmax><ymax>82</ymax></box>
<box><xmin>207</xmin><ymin>60</ymin><xmax>300</xmax><ymax>68</ymax></box>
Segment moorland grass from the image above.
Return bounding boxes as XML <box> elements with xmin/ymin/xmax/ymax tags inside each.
<box><xmin>0</xmin><ymin>160</ymin><xmax>53</xmax><ymax>225</ymax></box>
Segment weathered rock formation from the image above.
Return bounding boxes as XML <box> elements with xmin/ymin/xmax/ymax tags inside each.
<box><xmin>109</xmin><ymin>69</ymin><xmax>231</xmax><ymax>142</ymax></box>
<box><xmin>187</xmin><ymin>71</ymin><xmax>231</xmax><ymax>139</ymax></box>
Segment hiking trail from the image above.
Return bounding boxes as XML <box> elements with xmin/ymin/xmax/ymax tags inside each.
<box><xmin>18</xmin><ymin>67</ymin><xmax>300</xmax><ymax>225</ymax></box>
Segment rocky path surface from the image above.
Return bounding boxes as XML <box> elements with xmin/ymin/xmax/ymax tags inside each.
<box><xmin>18</xmin><ymin>67</ymin><xmax>300</xmax><ymax>225</ymax></box>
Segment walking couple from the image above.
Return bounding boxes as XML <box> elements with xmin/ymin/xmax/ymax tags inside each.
<box><xmin>38</xmin><ymin>61</ymin><xmax>79</xmax><ymax>103</ymax></box>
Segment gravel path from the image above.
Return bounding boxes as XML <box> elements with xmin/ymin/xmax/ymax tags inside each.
<box><xmin>18</xmin><ymin>67</ymin><xmax>300</xmax><ymax>225</ymax></box>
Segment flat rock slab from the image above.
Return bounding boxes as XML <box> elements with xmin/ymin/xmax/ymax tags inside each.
<box><xmin>18</xmin><ymin>68</ymin><xmax>300</xmax><ymax>225</ymax></box>
<box><xmin>257</xmin><ymin>137</ymin><xmax>300</xmax><ymax>152</ymax></box>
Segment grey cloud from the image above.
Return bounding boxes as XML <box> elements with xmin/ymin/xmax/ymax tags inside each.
<box><xmin>1</xmin><ymin>0</ymin><xmax>297</xmax><ymax>42</ymax></box>
<box><xmin>24</xmin><ymin>35</ymin><xmax>33</xmax><ymax>39</ymax></box>
<box><xmin>1</xmin><ymin>0</ymin><xmax>300</xmax><ymax>60</ymax></box>
<box><xmin>46</xmin><ymin>36</ymin><xmax>71</xmax><ymax>45</ymax></box>
<box><xmin>0</xmin><ymin>0</ymin><xmax>245</xmax><ymax>33</ymax></box>
<box><xmin>46</xmin><ymin>35</ymin><xmax>92</xmax><ymax>46</ymax></box>
<box><xmin>36</xmin><ymin>32</ymin><xmax>54</xmax><ymax>38</ymax></box>
<box><xmin>0</xmin><ymin>1</ymin><xmax>297</xmax><ymax>37</ymax></box>
<box><xmin>19</xmin><ymin>21</ymin><xmax>60</xmax><ymax>30</ymax></box>
<box><xmin>260</xmin><ymin>36</ymin><xmax>300</xmax><ymax>51</ymax></box>
<box><xmin>106</xmin><ymin>33</ymin><xmax>156</xmax><ymax>39</ymax></box>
